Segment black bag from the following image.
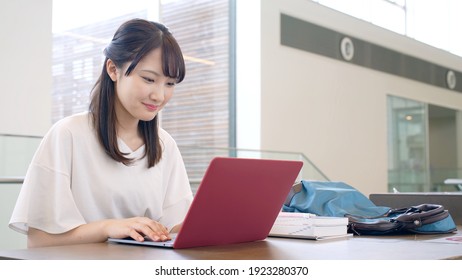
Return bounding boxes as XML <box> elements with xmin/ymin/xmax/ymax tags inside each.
<box><xmin>347</xmin><ymin>203</ymin><xmax>457</xmax><ymax>235</ymax></box>
<box><xmin>283</xmin><ymin>180</ymin><xmax>457</xmax><ymax>235</ymax></box>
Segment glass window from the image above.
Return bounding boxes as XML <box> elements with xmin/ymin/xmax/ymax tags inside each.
<box><xmin>406</xmin><ymin>0</ymin><xmax>462</xmax><ymax>57</ymax></box>
<box><xmin>160</xmin><ymin>0</ymin><xmax>234</xmax><ymax>182</ymax></box>
<box><xmin>313</xmin><ymin>0</ymin><xmax>462</xmax><ymax>57</ymax></box>
<box><xmin>388</xmin><ymin>95</ymin><xmax>430</xmax><ymax>192</ymax></box>
<box><xmin>52</xmin><ymin>0</ymin><xmax>151</xmax><ymax>122</ymax></box>
<box><xmin>428</xmin><ymin>105</ymin><xmax>461</xmax><ymax>191</ymax></box>
<box><xmin>312</xmin><ymin>0</ymin><xmax>406</xmax><ymax>34</ymax></box>
<box><xmin>387</xmin><ymin>96</ymin><xmax>462</xmax><ymax>192</ymax></box>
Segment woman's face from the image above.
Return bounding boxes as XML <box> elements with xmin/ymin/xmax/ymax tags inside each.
<box><xmin>108</xmin><ymin>47</ymin><xmax>176</xmax><ymax>124</ymax></box>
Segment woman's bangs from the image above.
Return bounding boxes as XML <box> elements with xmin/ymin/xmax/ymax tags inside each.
<box><xmin>162</xmin><ymin>40</ymin><xmax>185</xmax><ymax>83</ymax></box>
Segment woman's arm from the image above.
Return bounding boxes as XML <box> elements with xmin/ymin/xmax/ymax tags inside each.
<box><xmin>27</xmin><ymin>217</ymin><xmax>171</xmax><ymax>248</ymax></box>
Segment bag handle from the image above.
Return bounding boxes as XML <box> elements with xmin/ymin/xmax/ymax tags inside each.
<box><xmin>284</xmin><ymin>182</ymin><xmax>303</xmax><ymax>207</ymax></box>
<box><xmin>392</xmin><ymin>204</ymin><xmax>449</xmax><ymax>229</ymax></box>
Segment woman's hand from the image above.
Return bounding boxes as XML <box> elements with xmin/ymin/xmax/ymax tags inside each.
<box><xmin>104</xmin><ymin>217</ymin><xmax>171</xmax><ymax>242</ymax></box>
<box><xmin>28</xmin><ymin>217</ymin><xmax>171</xmax><ymax>248</ymax></box>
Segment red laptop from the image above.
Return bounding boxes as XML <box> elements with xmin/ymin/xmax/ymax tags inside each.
<box><xmin>108</xmin><ymin>157</ymin><xmax>303</xmax><ymax>249</ymax></box>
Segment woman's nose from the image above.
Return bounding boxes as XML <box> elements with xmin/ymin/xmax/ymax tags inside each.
<box><xmin>149</xmin><ymin>85</ymin><xmax>165</xmax><ymax>103</ymax></box>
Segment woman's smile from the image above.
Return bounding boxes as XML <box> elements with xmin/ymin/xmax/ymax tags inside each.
<box><xmin>143</xmin><ymin>102</ymin><xmax>159</xmax><ymax>112</ymax></box>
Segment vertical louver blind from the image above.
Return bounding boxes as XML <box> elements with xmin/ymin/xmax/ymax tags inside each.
<box><xmin>160</xmin><ymin>0</ymin><xmax>231</xmax><ymax>184</ymax></box>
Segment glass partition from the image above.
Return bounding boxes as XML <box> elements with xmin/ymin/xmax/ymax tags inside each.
<box><xmin>428</xmin><ymin>105</ymin><xmax>462</xmax><ymax>191</ymax></box>
<box><xmin>0</xmin><ymin>134</ymin><xmax>41</xmax><ymax>250</ymax></box>
<box><xmin>0</xmin><ymin>134</ymin><xmax>328</xmax><ymax>192</ymax></box>
<box><xmin>179</xmin><ymin>145</ymin><xmax>329</xmax><ymax>194</ymax></box>
<box><xmin>0</xmin><ymin>134</ymin><xmax>42</xmax><ymax>182</ymax></box>
<box><xmin>387</xmin><ymin>96</ymin><xmax>430</xmax><ymax>192</ymax></box>
<box><xmin>387</xmin><ymin>96</ymin><xmax>462</xmax><ymax>192</ymax></box>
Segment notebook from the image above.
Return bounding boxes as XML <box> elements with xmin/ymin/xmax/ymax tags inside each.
<box><xmin>269</xmin><ymin>212</ymin><xmax>350</xmax><ymax>240</ymax></box>
<box><xmin>108</xmin><ymin>157</ymin><xmax>303</xmax><ymax>249</ymax></box>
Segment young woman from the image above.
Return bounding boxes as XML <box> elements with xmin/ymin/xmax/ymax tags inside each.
<box><xmin>9</xmin><ymin>19</ymin><xmax>193</xmax><ymax>248</ymax></box>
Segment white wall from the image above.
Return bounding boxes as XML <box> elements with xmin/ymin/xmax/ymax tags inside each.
<box><xmin>0</xmin><ymin>0</ymin><xmax>52</xmax><ymax>136</ymax></box>
<box><xmin>0</xmin><ymin>0</ymin><xmax>52</xmax><ymax>250</ymax></box>
<box><xmin>236</xmin><ymin>0</ymin><xmax>261</xmax><ymax>150</ymax></box>
<box><xmin>256</xmin><ymin>0</ymin><xmax>462</xmax><ymax>195</ymax></box>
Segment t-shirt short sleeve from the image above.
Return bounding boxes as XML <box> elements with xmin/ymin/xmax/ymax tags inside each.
<box><xmin>9</xmin><ymin>119</ymin><xmax>86</xmax><ymax>234</ymax></box>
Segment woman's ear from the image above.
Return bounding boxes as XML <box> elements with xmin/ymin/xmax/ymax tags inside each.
<box><xmin>106</xmin><ymin>59</ymin><xmax>118</xmax><ymax>82</ymax></box>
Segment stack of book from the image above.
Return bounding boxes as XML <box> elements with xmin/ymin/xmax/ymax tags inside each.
<box><xmin>269</xmin><ymin>212</ymin><xmax>351</xmax><ymax>240</ymax></box>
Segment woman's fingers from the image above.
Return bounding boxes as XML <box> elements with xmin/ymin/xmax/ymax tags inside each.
<box><xmin>105</xmin><ymin>217</ymin><xmax>170</xmax><ymax>242</ymax></box>
<box><xmin>128</xmin><ymin>227</ymin><xmax>144</xmax><ymax>242</ymax></box>
<box><xmin>128</xmin><ymin>218</ymin><xmax>170</xmax><ymax>242</ymax></box>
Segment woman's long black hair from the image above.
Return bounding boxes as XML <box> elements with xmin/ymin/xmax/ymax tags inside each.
<box><xmin>89</xmin><ymin>19</ymin><xmax>185</xmax><ymax>167</ymax></box>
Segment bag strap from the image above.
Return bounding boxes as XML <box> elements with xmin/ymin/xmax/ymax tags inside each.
<box><xmin>392</xmin><ymin>204</ymin><xmax>449</xmax><ymax>229</ymax></box>
<box><xmin>345</xmin><ymin>208</ymin><xmax>394</xmax><ymax>219</ymax></box>
<box><xmin>348</xmin><ymin>204</ymin><xmax>450</xmax><ymax>234</ymax></box>
<box><xmin>284</xmin><ymin>182</ymin><xmax>303</xmax><ymax>207</ymax></box>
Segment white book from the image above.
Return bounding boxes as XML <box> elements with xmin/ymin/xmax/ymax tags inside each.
<box><xmin>269</xmin><ymin>212</ymin><xmax>351</xmax><ymax>240</ymax></box>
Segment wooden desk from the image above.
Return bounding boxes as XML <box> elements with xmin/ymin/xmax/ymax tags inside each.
<box><xmin>1</xmin><ymin>228</ymin><xmax>461</xmax><ymax>260</ymax></box>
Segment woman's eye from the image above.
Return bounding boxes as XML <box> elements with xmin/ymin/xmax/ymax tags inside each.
<box><xmin>143</xmin><ymin>77</ymin><xmax>155</xmax><ymax>83</ymax></box>
<box><xmin>166</xmin><ymin>82</ymin><xmax>176</xmax><ymax>87</ymax></box>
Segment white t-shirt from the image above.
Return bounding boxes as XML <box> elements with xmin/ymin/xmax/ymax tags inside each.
<box><xmin>9</xmin><ymin>112</ymin><xmax>193</xmax><ymax>234</ymax></box>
